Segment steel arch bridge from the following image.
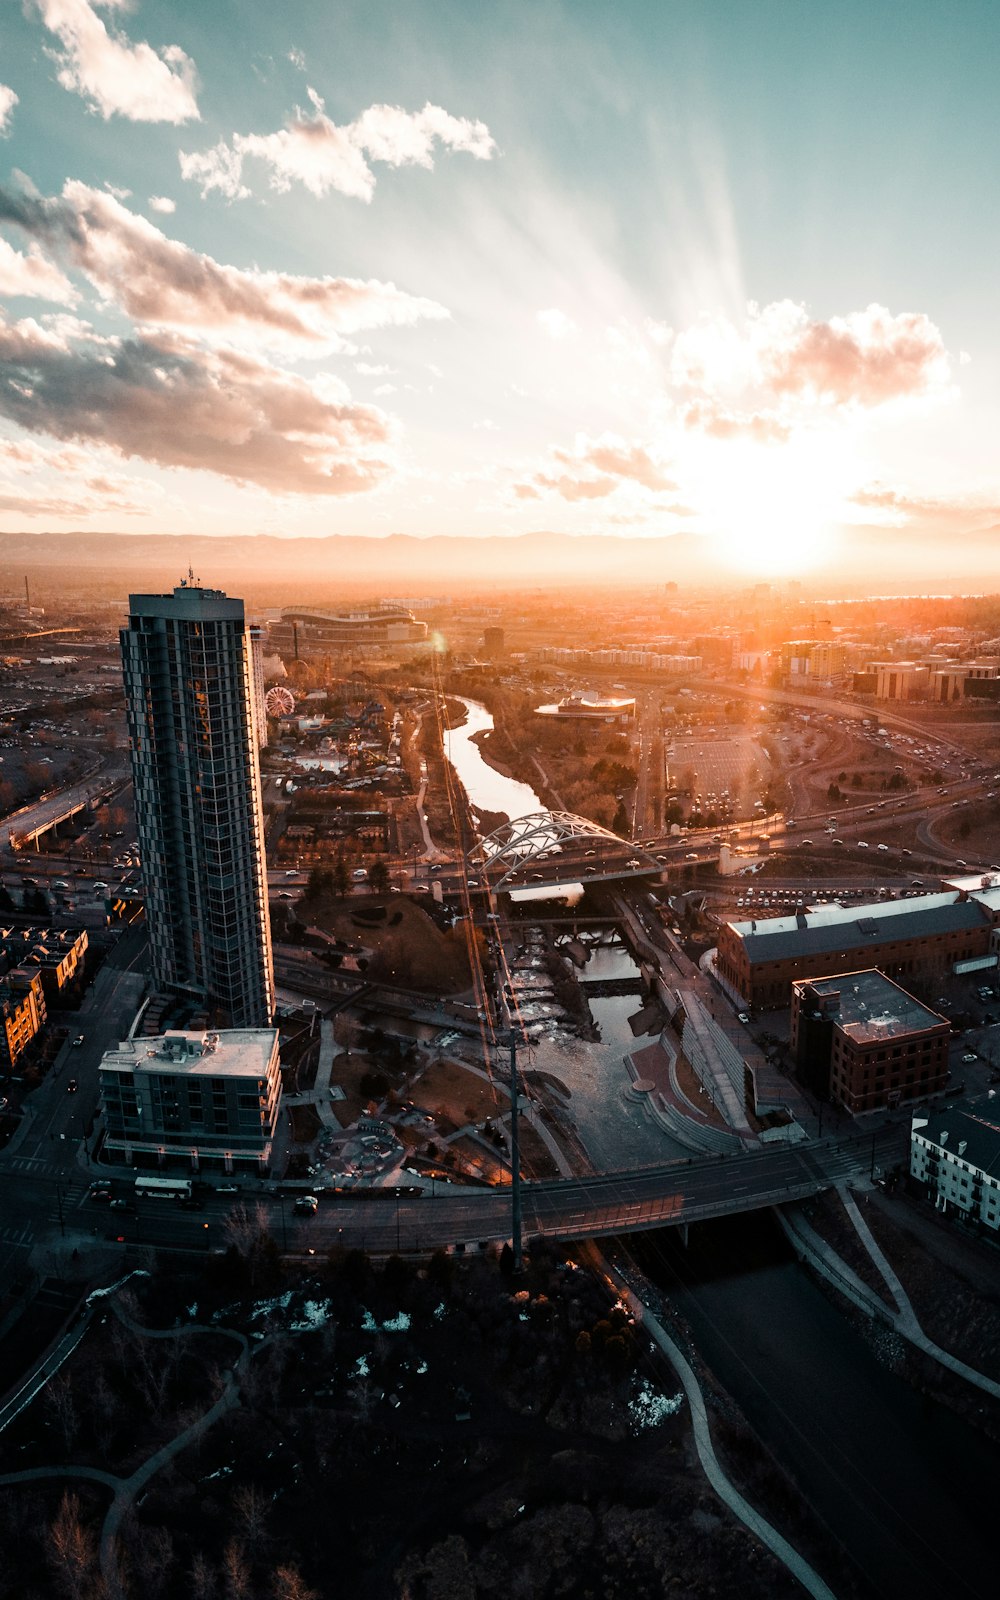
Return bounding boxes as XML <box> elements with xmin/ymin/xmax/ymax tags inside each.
<box><xmin>469</xmin><ymin>810</ymin><xmax>662</xmax><ymax>889</ymax></box>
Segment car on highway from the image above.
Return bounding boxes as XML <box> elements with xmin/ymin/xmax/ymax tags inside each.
<box><xmin>857</xmin><ymin>841</ymin><xmax>869</xmax><ymax>849</ymax></box>
<box><xmin>71</xmin><ymin>1034</ymin><xmax>84</xmax><ymax>1047</ymax></box>
<box><xmin>877</xmin><ymin>843</ymin><xmax>889</xmax><ymax>852</ymax></box>
<box><xmin>961</xmin><ymin>1052</ymin><xmax>979</xmax><ymax>1064</ymax></box>
<box><xmin>294</xmin><ymin>1195</ymin><xmax>319</xmax><ymax>1215</ymax></box>
<box><xmin>66</xmin><ymin>1078</ymin><xmax>78</xmax><ymax>1092</ymax></box>
<box><xmin>738</xmin><ymin>1012</ymin><xmax>751</xmax><ymax>1024</ymax></box>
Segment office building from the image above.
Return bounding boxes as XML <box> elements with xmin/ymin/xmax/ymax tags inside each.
<box><xmin>99</xmin><ymin>1027</ymin><xmax>281</xmax><ymax>1172</ymax></box>
<box><xmin>791</xmin><ymin>970</ymin><xmax>949</xmax><ymax>1112</ymax></box>
<box><xmin>121</xmin><ymin>580</ymin><xmax>274</xmax><ymax>1028</ymax></box>
<box><xmin>716</xmin><ymin>892</ymin><xmax>992</xmax><ymax>1011</ymax></box>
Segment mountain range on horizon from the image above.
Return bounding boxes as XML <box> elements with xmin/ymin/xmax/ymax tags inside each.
<box><xmin>2</xmin><ymin>526</ymin><xmax>999</xmax><ymax>603</ymax></box>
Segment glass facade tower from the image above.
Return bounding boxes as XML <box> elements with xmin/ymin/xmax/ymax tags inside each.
<box><xmin>121</xmin><ymin>581</ymin><xmax>274</xmax><ymax>1028</ymax></box>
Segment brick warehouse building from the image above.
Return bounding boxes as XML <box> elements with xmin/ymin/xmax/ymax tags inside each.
<box><xmin>716</xmin><ymin>892</ymin><xmax>992</xmax><ymax>1012</ymax></box>
<box><xmin>791</xmin><ymin>970</ymin><xmax>950</xmax><ymax>1113</ymax></box>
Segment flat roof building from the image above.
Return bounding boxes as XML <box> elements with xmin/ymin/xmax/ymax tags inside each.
<box><xmin>791</xmin><ymin>970</ymin><xmax>949</xmax><ymax>1113</ymax></box>
<box><xmin>717</xmin><ymin>892</ymin><xmax>992</xmax><ymax>1011</ymax></box>
<box><xmin>99</xmin><ymin>1027</ymin><xmax>281</xmax><ymax>1172</ymax></box>
<box><xmin>910</xmin><ymin>1100</ymin><xmax>1000</xmax><ymax>1234</ymax></box>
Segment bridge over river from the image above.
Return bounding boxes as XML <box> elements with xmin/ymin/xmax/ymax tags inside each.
<box><xmin>265</xmin><ymin>1120</ymin><xmax>907</xmax><ymax>1257</ymax></box>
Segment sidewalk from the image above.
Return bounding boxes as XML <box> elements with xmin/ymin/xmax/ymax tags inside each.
<box><xmin>779</xmin><ymin>1187</ymin><xmax>1000</xmax><ymax>1404</ymax></box>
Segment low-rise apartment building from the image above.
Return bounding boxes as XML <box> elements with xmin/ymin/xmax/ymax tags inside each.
<box><xmin>0</xmin><ymin>968</ymin><xmax>47</xmax><ymax>1071</ymax></box>
<box><xmin>99</xmin><ymin>1027</ymin><xmax>282</xmax><ymax>1173</ymax></box>
<box><xmin>910</xmin><ymin>1102</ymin><xmax>1000</xmax><ymax>1233</ymax></box>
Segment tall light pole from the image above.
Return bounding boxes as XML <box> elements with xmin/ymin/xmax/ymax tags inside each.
<box><xmin>509</xmin><ymin>1026</ymin><xmax>523</xmax><ymax>1273</ymax></box>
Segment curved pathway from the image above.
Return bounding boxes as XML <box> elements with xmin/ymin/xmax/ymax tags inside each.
<box><xmin>779</xmin><ymin>1188</ymin><xmax>1000</xmax><ymax>1403</ymax></box>
<box><xmin>0</xmin><ymin>1295</ymin><xmax>257</xmax><ymax>1600</ymax></box>
<box><xmin>604</xmin><ymin>1257</ymin><xmax>838</xmax><ymax>1600</ymax></box>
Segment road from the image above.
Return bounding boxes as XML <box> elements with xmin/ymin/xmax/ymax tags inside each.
<box><xmin>0</xmin><ymin>927</ymin><xmax>147</xmax><ymax>1288</ymax></box>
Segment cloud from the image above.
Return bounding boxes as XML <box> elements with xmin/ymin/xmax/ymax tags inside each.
<box><xmin>0</xmin><ymin>236</ymin><xmax>76</xmax><ymax>304</ymax></box>
<box><xmin>680</xmin><ymin>398</ymin><xmax>789</xmax><ymax>444</ymax></box>
<box><xmin>669</xmin><ymin>299</ymin><xmax>950</xmax><ymax>411</ymax></box>
<box><xmin>0</xmin><ymin>84</ymin><xmax>18</xmax><ymax>136</ymax></box>
<box><xmin>180</xmin><ymin>93</ymin><xmax>495</xmax><ymax>202</ymax></box>
<box><xmin>514</xmin><ymin>434</ymin><xmax>675</xmax><ymax>502</ymax></box>
<box><xmin>32</xmin><ymin>0</ymin><xmax>199</xmax><ymax>124</ymax></box>
<box><xmin>178</xmin><ymin>141</ymin><xmax>250</xmax><ymax>202</ymax></box>
<box><xmin>148</xmin><ymin>194</ymin><xmax>175</xmax><ymax>214</ymax></box>
<box><xmin>0</xmin><ymin>311</ymin><xmax>395</xmax><ymax>494</ymax></box>
<box><xmin>0</xmin><ymin>180</ymin><xmax>449</xmax><ymax>354</ymax></box>
<box><xmin>537</xmin><ymin>307</ymin><xmax>578</xmax><ymax>340</ymax></box>
<box><xmin>849</xmin><ymin>483</ymin><xmax>1000</xmax><ymax>532</ymax></box>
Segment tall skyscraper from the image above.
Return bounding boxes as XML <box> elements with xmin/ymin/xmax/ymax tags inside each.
<box><xmin>248</xmin><ymin>624</ymin><xmax>268</xmax><ymax>750</ymax></box>
<box><xmin>121</xmin><ymin>579</ymin><xmax>275</xmax><ymax>1028</ymax></box>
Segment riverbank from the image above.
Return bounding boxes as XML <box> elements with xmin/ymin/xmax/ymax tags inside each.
<box><xmin>637</xmin><ymin>1209</ymin><xmax>999</xmax><ymax>1600</ymax></box>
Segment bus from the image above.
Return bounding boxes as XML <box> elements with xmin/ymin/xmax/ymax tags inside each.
<box><xmin>133</xmin><ymin>1176</ymin><xmax>193</xmax><ymax>1201</ymax></box>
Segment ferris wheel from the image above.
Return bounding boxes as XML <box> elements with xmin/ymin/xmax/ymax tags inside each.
<box><xmin>264</xmin><ymin>686</ymin><xmax>295</xmax><ymax>717</ymax></box>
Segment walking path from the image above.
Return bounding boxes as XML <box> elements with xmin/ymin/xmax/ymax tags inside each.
<box><xmin>0</xmin><ymin>1290</ymin><xmax>263</xmax><ymax>1600</ymax></box>
<box><xmin>779</xmin><ymin>1187</ymin><xmax>1000</xmax><ymax>1403</ymax></box>
<box><xmin>604</xmin><ymin>1256</ymin><xmax>838</xmax><ymax>1600</ymax></box>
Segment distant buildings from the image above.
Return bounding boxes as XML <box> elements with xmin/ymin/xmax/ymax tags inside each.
<box><xmin>121</xmin><ymin>581</ymin><xmax>274</xmax><ymax>1029</ymax></box>
<box><xmin>270</xmin><ymin>607</ymin><xmax>428</xmax><ymax>653</ymax></box>
<box><xmin>791</xmin><ymin>970</ymin><xmax>949</xmax><ymax>1113</ymax></box>
<box><xmin>910</xmin><ymin>1102</ymin><xmax>1000</xmax><ymax>1233</ymax></box>
<box><xmin>537</xmin><ymin>645</ymin><xmax>702</xmax><ymax>673</ymax></box>
<box><xmin>872</xmin><ymin>658</ymin><xmax>1000</xmax><ymax>702</ymax></box>
<box><xmin>1</xmin><ymin>926</ymin><xmax>88</xmax><ymax>1006</ymax></box>
<box><xmin>717</xmin><ymin>892</ymin><xmax>993</xmax><ymax>1011</ymax></box>
<box><xmin>99</xmin><ymin>1027</ymin><xmax>281</xmax><ymax>1172</ymax></box>
<box><xmin>538</xmin><ymin>691</ymin><xmax>636</xmax><ymax>724</ymax></box>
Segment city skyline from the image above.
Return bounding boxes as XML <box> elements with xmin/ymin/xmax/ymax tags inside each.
<box><xmin>0</xmin><ymin>1</ymin><xmax>998</xmax><ymax>579</ymax></box>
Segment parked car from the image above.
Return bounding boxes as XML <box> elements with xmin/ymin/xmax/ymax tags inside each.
<box><xmin>294</xmin><ymin>1195</ymin><xmax>319</xmax><ymax>1216</ymax></box>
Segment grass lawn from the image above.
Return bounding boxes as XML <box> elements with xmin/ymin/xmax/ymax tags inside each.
<box><xmin>414</xmin><ymin>1057</ymin><xmax>508</xmax><ymax>1125</ymax></box>
<box><xmin>298</xmin><ymin>894</ymin><xmax>477</xmax><ymax>993</ymax></box>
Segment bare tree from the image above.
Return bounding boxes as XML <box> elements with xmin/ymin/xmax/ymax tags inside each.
<box><xmin>47</xmin><ymin>1491</ymin><xmax>95</xmax><ymax>1600</ymax></box>
<box><xmin>271</xmin><ymin>1564</ymin><xmax>319</xmax><ymax>1600</ymax></box>
<box><xmin>232</xmin><ymin>1483</ymin><xmax>270</xmax><ymax>1556</ymax></box>
<box><xmin>222</xmin><ymin>1538</ymin><xmax>252</xmax><ymax>1600</ymax></box>
<box><xmin>189</xmin><ymin>1551</ymin><xmax>218</xmax><ymax>1600</ymax></box>
<box><xmin>44</xmin><ymin>1372</ymin><xmax>79</xmax><ymax>1455</ymax></box>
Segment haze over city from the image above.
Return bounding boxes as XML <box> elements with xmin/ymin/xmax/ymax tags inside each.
<box><xmin>2</xmin><ymin>7</ymin><xmax>1000</xmax><ymax>1600</ymax></box>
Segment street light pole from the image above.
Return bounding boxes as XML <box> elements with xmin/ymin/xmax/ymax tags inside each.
<box><xmin>509</xmin><ymin>1026</ymin><xmax>523</xmax><ymax>1273</ymax></box>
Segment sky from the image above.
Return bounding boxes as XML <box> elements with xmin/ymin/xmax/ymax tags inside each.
<box><xmin>0</xmin><ymin>0</ymin><xmax>998</xmax><ymax>577</ymax></box>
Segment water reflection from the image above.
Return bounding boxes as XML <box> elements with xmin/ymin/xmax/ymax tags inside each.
<box><xmin>446</xmin><ymin>698</ymin><xmax>544</xmax><ymax>824</ymax></box>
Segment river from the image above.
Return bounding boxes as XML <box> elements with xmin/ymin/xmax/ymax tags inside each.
<box><xmin>445</xmin><ymin>697</ymin><xmax>543</xmax><ymax>824</ymax></box>
<box><xmin>640</xmin><ymin>1212</ymin><xmax>997</xmax><ymax>1600</ymax></box>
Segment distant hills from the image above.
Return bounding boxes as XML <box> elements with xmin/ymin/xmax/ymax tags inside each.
<box><xmin>1</xmin><ymin>525</ymin><xmax>997</xmax><ymax>601</ymax></box>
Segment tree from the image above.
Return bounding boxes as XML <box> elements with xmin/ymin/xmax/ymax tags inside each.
<box><xmin>612</xmin><ymin>800</ymin><xmax>630</xmax><ymax>837</ymax></box>
<box><xmin>272</xmin><ymin>1566</ymin><xmax>320</xmax><ymax>1600</ymax></box>
<box><xmin>47</xmin><ymin>1491</ymin><xmax>95</xmax><ymax>1600</ymax></box>
<box><xmin>331</xmin><ymin>854</ymin><xmax>350</xmax><ymax>898</ymax></box>
<box><xmin>368</xmin><ymin>860</ymin><xmax>390</xmax><ymax>894</ymax></box>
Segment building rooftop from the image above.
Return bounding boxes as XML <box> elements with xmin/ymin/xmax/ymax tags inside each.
<box><xmin>101</xmin><ymin>1028</ymin><xmax>278</xmax><ymax>1079</ymax></box>
<box><xmin>913</xmin><ymin>1099</ymin><xmax>1000</xmax><ymax>1178</ymax></box>
<box><xmin>798</xmin><ymin>970</ymin><xmax>947</xmax><ymax>1044</ymax></box>
<box><xmin>730</xmin><ymin>892</ymin><xmax>988</xmax><ymax>965</ymax></box>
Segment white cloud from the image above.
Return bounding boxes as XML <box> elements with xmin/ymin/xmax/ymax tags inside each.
<box><xmin>0</xmin><ymin>85</ymin><xmax>18</xmax><ymax>136</ymax></box>
<box><xmin>148</xmin><ymin>194</ymin><xmax>176</xmax><ymax>214</ymax></box>
<box><xmin>670</xmin><ymin>299</ymin><xmax>951</xmax><ymax>410</ymax></box>
<box><xmin>181</xmin><ymin>93</ymin><xmax>495</xmax><ymax>202</ymax></box>
<box><xmin>0</xmin><ymin>236</ymin><xmax>76</xmax><ymax>304</ymax></box>
<box><xmin>178</xmin><ymin>140</ymin><xmax>250</xmax><ymax>202</ymax></box>
<box><xmin>536</xmin><ymin>308</ymin><xmax>578</xmax><ymax>340</ymax></box>
<box><xmin>0</xmin><ymin>180</ymin><xmax>449</xmax><ymax>355</ymax></box>
<box><xmin>32</xmin><ymin>0</ymin><xmax>200</xmax><ymax>124</ymax></box>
